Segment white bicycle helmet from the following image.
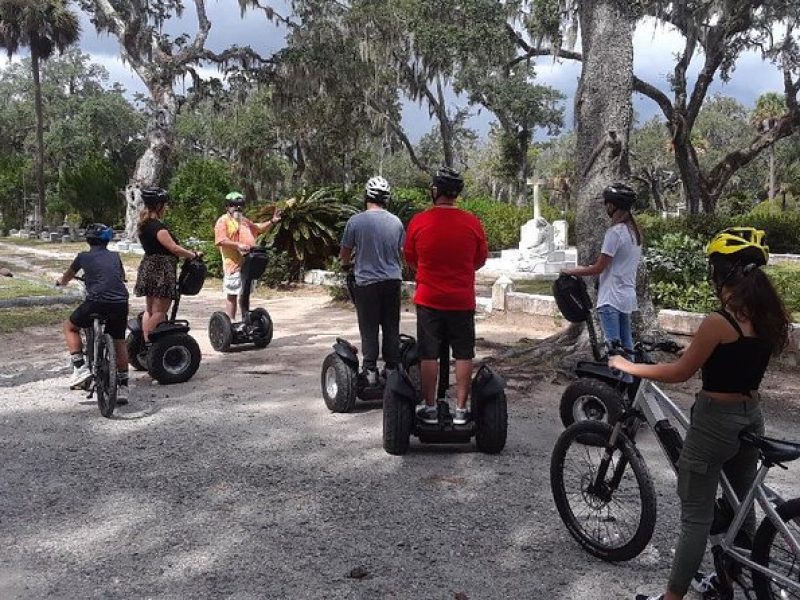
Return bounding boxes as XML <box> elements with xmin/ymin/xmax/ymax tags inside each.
<box><xmin>365</xmin><ymin>176</ymin><xmax>391</xmax><ymax>204</ymax></box>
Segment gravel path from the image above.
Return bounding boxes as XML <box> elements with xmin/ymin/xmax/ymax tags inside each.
<box><xmin>1</xmin><ymin>246</ymin><xmax>799</xmax><ymax>599</ymax></box>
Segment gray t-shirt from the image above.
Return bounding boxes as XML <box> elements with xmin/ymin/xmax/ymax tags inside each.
<box><xmin>70</xmin><ymin>247</ymin><xmax>129</xmax><ymax>303</ymax></box>
<box><xmin>597</xmin><ymin>222</ymin><xmax>642</xmax><ymax>313</ymax></box>
<box><xmin>341</xmin><ymin>209</ymin><xmax>405</xmax><ymax>285</ymax></box>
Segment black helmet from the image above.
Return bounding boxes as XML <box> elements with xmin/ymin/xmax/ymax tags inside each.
<box><xmin>85</xmin><ymin>223</ymin><xmax>113</xmax><ymax>245</ymax></box>
<box><xmin>432</xmin><ymin>166</ymin><xmax>464</xmax><ymax>198</ymax></box>
<box><xmin>225</xmin><ymin>191</ymin><xmax>246</xmax><ymax>208</ymax></box>
<box><xmin>141</xmin><ymin>187</ymin><xmax>169</xmax><ymax>209</ymax></box>
<box><xmin>602</xmin><ymin>183</ymin><xmax>637</xmax><ymax>211</ymax></box>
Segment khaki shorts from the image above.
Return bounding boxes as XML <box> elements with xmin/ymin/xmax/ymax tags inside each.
<box><xmin>223</xmin><ymin>272</ymin><xmax>256</xmax><ymax>297</ymax></box>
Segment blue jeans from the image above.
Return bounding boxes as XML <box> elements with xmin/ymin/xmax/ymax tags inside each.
<box><xmin>597</xmin><ymin>304</ymin><xmax>634</xmax><ymax>354</ymax></box>
<box><xmin>597</xmin><ymin>305</ymin><xmax>634</xmax><ymax>382</ymax></box>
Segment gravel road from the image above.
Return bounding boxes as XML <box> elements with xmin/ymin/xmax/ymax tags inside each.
<box><xmin>1</xmin><ymin>255</ymin><xmax>798</xmax><ymax>599</ymax></box>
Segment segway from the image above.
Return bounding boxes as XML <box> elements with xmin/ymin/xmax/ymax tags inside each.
<box><xmin>553</xmin><ymin>273</ymin><xmax>630</xmax><ymax>427</ymax></box>
<box><xmin>208</xmin><ymin>244</ymin><xmax>273</xmax><ymax>352</ymax></box>
<box><xmin>126</xmin><ymin>257</ymin><xmax>206</xmax><ymax>384</ymax></box>
<box><xmin>321</xmin><ymin>333</ymin><xmax>418</xmax><ymax>413</ymax></box>
<box><xmin>382</xmin><ymin>339</ymin><xmax>508</xmax><ymax>455</ymax></box>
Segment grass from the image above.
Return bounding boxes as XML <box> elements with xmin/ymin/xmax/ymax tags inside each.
<box><xmin>0</xmin><ymin>305</ymin><xmax>73</xmax><ymax>333</ymax></box>
<box><xmin>0</xmin><ymin>277</ymin><xmax>60</xmax><ymax>300</ymax></box>
<box><xmin>512</xmin><ymin>279</ymin><xmax>555</xmax><ymax>295</ymax></box>
<box><xmin>0</xmin><ymin>236</ymin><xmax>85</xmax><ymax>253</ymax></box>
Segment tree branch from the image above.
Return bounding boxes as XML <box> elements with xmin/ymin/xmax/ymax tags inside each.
<box><xmin>174</xmin><ymin>0</ymin><xmax>212</xmax><ymax>67</ymax></box>
<box><xmin>632</xmin><ymin>76</ymin><xmax>674</xmax><ymax>121</ymax></box>
<box><xmin>369</xmin><ymin>100</ymin><xmax>428</xmax><ymax>172</ymax></box>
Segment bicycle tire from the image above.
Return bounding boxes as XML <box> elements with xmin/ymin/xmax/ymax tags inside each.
<box><xmin>751</xmin><ymin>497</ymin><xmax>800</xmax><ymax>600</ymax></box>
<box><xmin>550</xmin><ymin>420</ymin><xmax>657</xmax><ymax>562</ymax></box>
<box><xmin>95</xmin><ymin>333</ymin><xmax>117</xmax><ymax>418</ymax></box>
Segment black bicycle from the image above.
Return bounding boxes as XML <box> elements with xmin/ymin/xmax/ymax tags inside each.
<box><xmin>69</xmin><ymin>275</ymin><xmax>117</xmax><ymax>417</ymax></box>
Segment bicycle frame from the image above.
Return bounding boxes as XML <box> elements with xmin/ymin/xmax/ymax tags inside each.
<box><xmin>621</xmin><ymin>379</ymin><xmax>800</xmax><ymax>593</ymax></box>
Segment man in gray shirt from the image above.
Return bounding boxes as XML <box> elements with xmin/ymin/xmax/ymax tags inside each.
<box><xmin>340</xmin><ymin>176</ymin><xmax>405</xmax><ymax>384</ymax></box>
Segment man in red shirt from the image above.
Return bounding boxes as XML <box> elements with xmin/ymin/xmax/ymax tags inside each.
<box><xmin>404</xmin><ymin>167</ymin><xmax>489</xmax><ymax>425</ymax></box>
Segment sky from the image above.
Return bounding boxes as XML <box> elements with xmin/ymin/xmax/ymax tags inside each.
<box><xmin>0</xmin><ymin>4</ymin><xmax>788</xmax><ymax>142</ymax></box>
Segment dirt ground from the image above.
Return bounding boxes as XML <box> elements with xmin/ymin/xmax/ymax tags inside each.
<box><xmin>1</xmin><ymin>241</ymin><xmax>799</xmax><ymax>600</ymax></box>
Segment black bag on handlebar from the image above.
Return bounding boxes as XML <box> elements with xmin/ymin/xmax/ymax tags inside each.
<box><xmin>178</xmin><ymin>258</ymin><xmax>207</xmax><ymax>296</ymax></box>
<box><xmin>552</xmin><ymin>274</ymin><xmax>592</xmax><ymax>323</ymax></box>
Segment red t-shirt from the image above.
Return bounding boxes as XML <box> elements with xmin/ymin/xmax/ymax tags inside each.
<box><xmin>404</xmin><ymin>206</ymin><xmax>488</xmax><ymax>311</ymax></box>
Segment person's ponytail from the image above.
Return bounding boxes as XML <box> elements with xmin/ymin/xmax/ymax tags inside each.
<box><xmin>137</xmin><ymin>208</ymin><xmax>151</xmax><ymax>236</ymax></box>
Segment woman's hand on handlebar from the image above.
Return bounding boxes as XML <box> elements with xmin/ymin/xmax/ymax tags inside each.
<box><xmin>608</xmin><ymin>354</ymin><xmax>633</xmax><ymax>373</ymax></box>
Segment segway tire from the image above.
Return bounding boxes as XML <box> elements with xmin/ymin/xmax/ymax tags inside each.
<box><xmin>321</xmin><ymin>353</ymin><xmax>357</xmax><ymax>412</ymax></box>
<box><xmin>559</xmin><ymin>378</ymin><xmax>623</xmax><ymax>428</ymax></box>
<box><xmin>251</xmin><ymin>308</ymin><xmax>273</xmax><ymax>348</ymax></box>
<box><xmin>382</xmin><ymin>386</ymin><xmax>413</xmax><ymax>455</ymax></box>
<box><xmin>148</xmin><ymin>333</ymin><xmax>201</xmax><ymax>384</ymax></box>
<box><xmin>475</xmin><ymin>390</ymin><xmax>508</xmax><ymax>454</ymax></box>
<box><xmin>208</xmin><ymin>311</ymin><xmax>233</xmax><ymax>352</ymax></box>
<box><xmin>126</xmin><ymin>331</ymin><xmax>147</xmax><ymax>371</ymax></box>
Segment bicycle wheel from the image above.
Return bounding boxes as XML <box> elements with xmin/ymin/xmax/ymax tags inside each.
<box><xmin>752</xmin><ymin>497</ymin><xmax>800</xmax><ymax>600</ymax></box>
<box><xmin>95</xmin><ymin>333</ymin><xmax>117</xmax><ymax>418</ymax></box>
<box><xmin>550</xmin><ymin>420</ymin><xmax>657</xmax><ymax>562</ymax></box>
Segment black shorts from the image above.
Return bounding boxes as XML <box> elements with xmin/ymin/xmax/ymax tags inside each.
<box><xmin>70</xmin><ymin>301</ymin><xmax>129</xmax><ymax>340</ymax></box>
<box><xmin>416</xmin><ymin>305</ymin><xmax>475</xmax><ymax>360</ymax></box>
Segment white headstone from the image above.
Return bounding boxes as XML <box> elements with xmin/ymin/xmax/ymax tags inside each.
<box><xmin>553</xmin><ymin>220</ymin><xmax>568</xmax><ymax>250</ymax></box>
<box><xmin>491</xmin><ymin>275</ymin><xmax>515</xmax><ymax>311</ymax></box>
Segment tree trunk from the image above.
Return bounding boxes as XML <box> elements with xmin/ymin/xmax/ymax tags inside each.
<box><xmin>768</xmin><ymin>145</ymin><xmax>776</xmax><ymax>201</ymax></box>
<box><xmin>125</xmin><ymin>84</ymin><xmax>177</xmax><ymax>240</ymax></box>
<box><xmin>515</xmin><ymin>128</ymin><xmax>530</xmax><ymax>206</ymax></box>
<box><xmin>672</xmin><ymin>130</ymin><xmax>703</xmax><ymax>214</ymax></box>
<box><xmin>31</xmin><ymin>50</ymin><xmax>46</xmax><ymax>233</ymax></box>
<box><xmin>436</xmin><ymin>76</ymin><xmax>455</xmax><ymax>168</ymax></box>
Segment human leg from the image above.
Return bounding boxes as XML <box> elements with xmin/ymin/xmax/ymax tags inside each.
<box><xmin>225</xmin><ymin>294</ymin><xmax>238</xmax><ymax>319</ymax></box>
<box><xmin>667</xmin><ymin>395</ymin><xmax>753</xmax><ymax>597</ymax></box>
<box><xmin>446</xmin><ymin>310</ymin><xmax>476</xmax><ymax>411</ymax></box>
<box><xmin>354</xmin><ymin>283</ymin><xmax>380</xmax><ymax>372</ymax></box>
<box><xmin>379</xmin><ymin>280</ymin><xmax>402</xmax><ymax>369</ymax></box>
<box><xmin>597</xmin><ymin>304</ymin><xmax>622</xmax><ymax>348</ymax></box>
<box><xmin>65</xmin><ymin>302</ymin><xmax>93</xmax><ymax>387</ymax></box>
<box><xmin>222</xmin><ymin>272</ymin><xmax>242</xmax><ymax>319</ymax></box>
<box><xmin>416</xmin><ymin>305</ymin><xmax>444</xmax><ymax>421</ymax></box>
<box><xmin>618</xmin><ymin>311</ymin><xmax>634</xmax><ymax>354</ymax></box>
<box><xmin>143</xmin><ymin>296</ymin><xmax>172</xmax><ymax>341</ymax></box>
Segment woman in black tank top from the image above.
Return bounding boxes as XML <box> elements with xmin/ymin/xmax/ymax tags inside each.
<box><xmin>608</xmin><ymin>228</ymin><xmax>790</xmax><ymax>600</ymax></box>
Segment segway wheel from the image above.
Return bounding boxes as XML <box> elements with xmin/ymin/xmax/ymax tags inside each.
<box><xmin>208</xmin><ymin>311</ymin><xmax>233</xmax><ymax>352</ymax></box>
<box><xmin>251</xmin><ymin>308</ymin><xmax>274</xmax><ymax>348</ymax></box>
<box><xmin>475</xmin><ymin>390</ymin><xmax>508</xmax><ymax>454</ymax></box>
<box><xmin>559</xmin><ymin>378</ymin><xmax>623</xmax><ymax>428</ymax></box>
<box><xmin>382</xmin><ymin>386</ymin><xmax>413</xmax><ymax>455</ymax></box>
<box><xmin>148</xmin><ymin>333</ymin><xmax>201</xmax><ymax>385</ymax></box>
<box><xmin>126</xmin><ymin>331</ymin><xmax>147</xmax><ymax>371</ymax></box>
<box><xmin>321</xmin><ymin>353</ymin><xmax>357</xmax><ymax>412</ymax></box>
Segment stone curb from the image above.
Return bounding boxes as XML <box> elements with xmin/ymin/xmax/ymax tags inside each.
<box><xmin>0</xmin><ymin>294</ymin><xmax>83</xmax><ymax>309</ymax></box>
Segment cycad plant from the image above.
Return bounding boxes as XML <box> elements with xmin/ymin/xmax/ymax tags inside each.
<box><xmin>259</xmin><ymin>188</ymin><xmax>357</xmax><ymax>274</ymax></box>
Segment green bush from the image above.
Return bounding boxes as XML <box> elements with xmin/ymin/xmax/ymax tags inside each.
<box><xmin>167</xmin><ymin>158</ymin><xmax>234</xmax><ymax>242</ymax></box>
<box><xmin>765</xmin><ymin>263</ymin><xmax>800</xmax><ymax>316</ymax></box>
<box><xmin>645</xmin><ymin>233</ymin><xmax>717</xmax><ymax>312</ymax></box>
<box><xmin>638</xmin><ymin>211</ymin><xmax>800</xmax><ymax>254</ymax></box>
<box><xmin>457</xmin><ymin>197</ymin><xmax>533</xmax><ymax>251</ymax></box>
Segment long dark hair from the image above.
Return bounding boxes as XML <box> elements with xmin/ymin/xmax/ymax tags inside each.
<box><xmin>611</xmin><ymin>210</ymin><xmax>642</xmax><ymax>246</ymax></box>
<box><xmin>711</xmin><ymin>254</ymin><xmax>790</xmax><ymax>354</ymax></box>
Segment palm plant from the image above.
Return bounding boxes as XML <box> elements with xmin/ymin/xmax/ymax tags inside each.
<box><xmin>259</xmin><ymin>188</ymin><xmax>357</xmax><ymax>274</ymax></box>
<box><xmin>0</xmin><ymin>0</ymin><xmax>80</xmax><ymax>231</ymax></box>
<box><xmin>751</xmin><ymin>92</ymin><xmax>786</xmax><ymax>202</ymax></box>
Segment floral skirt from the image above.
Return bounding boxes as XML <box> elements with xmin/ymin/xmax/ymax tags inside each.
<box><xmin>134</xmin><ymin>254</ymin><xmax>178</xmax><ymax>300</ymax></box>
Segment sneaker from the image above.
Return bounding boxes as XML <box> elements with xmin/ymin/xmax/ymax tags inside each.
<box><xmin>364</xmin><ymin>368</ymin><xmax>379</xmax><ymax>386</ymax></box>
<box><xmin>634</xmin><ymin>595</ymin><xmax>663</xmax><ymax>600</ymax></box>
<box><xmin>416</xmin><ymin>404</ymin><xmax>438</xmax><ymax>424</ymax></box>
<box><xmin>691</xmin><ymin>571</ymin><xmax>719</xmax><ymax>594</ymax></box>
<box><xmin>116</xmin><ymin>383</ymin><xmax>129</xmax><ymax>405</ymax></box>
<box><xmin>69</xmin><ymin>364</ymin><xmax>92</xmax><ymax>389</ymax></box>
<box><xmin>453</xmin><ymin>407</ymin><xmax>469</xmax><ymax>425</ymax></box>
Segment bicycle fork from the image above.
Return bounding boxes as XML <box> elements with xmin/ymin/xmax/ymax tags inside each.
<box><xmin>589</xmin><ymin>421</ymin><xmax>629</xmax><ymax>501</ymax></box>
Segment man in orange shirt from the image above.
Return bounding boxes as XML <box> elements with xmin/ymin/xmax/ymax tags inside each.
<box><xmin>214</xmin><ymin>192</ymin><xmax>281</xmax><ymax>319</ymax></box>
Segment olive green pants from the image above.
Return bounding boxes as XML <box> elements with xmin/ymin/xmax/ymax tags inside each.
<box><xmin>668</xmin><ymin>392</ymin><xmax>764</xmax><ymax>596</ymax></box>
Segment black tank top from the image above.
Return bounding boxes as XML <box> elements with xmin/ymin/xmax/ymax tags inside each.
<box><xmin>701</xmin><ymin>309</ymin><xmax>771</xmax><ymax>394</ymax></box>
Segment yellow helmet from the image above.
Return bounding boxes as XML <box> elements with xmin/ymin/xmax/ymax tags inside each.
<box><xmin>706</xmin><ymin>227</ymin><xmax>768</xmax><ymax>266</ymax></box>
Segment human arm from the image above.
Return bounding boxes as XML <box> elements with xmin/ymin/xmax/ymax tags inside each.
<box><xmin>252</xmin><ymin>208</ymin><xmax>283</xmax><ymax>235</ymax></box>
<box><xmin>56</xmin><ymin>266</ymin><xmax>77</xmax><ymax>287</ymax></box>
<box><xmin>156</xmin><ymin>229</ymin><xmax>199</xmax><ymax>260</ymax></box>
<box><xmin>608</xmin><ymin>314</ymin><xmax>726</xmax><ymax>383</ymax></box>
<box><xmin>562</xmin><ymin>253</ymin><xmax>612</xmax><ymax>277</ymax></box>
<box><xmin>474</xmin><ymin>220</ymin><xmax>488</xmax><ymax>270</ymax></box>
<box><xmin>403</xmin><ymin>219</ymin><xmax>417</xmax><ymax>268</ymax></box>
<box><xmin>214</xmin><ymin>217</ymin><xmax>251</xmax><ymax>254</ymax></box>
<box><xmin>339</xmin><ymin>246</ymin><xmax>354</xmax><ymax>266</ymax></box>
<box><xmin>339</xmin><ymin>217</ymin><xmax>356</xmax><ymax>267</ymax></box>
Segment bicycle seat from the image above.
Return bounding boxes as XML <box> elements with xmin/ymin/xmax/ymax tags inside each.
<box><xmin>739</xmin><ymin>431</ymin><xmax>800</xmax><ymax>464</ymax></box>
